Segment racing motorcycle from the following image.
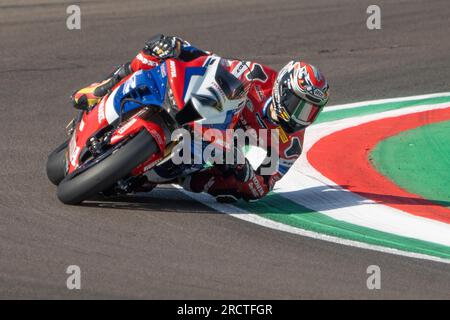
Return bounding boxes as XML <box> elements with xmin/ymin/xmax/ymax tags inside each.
<box><xmin>46</xmin><ymin>55</ymin><xmax>249</xmax><ymax>204</ymax></box>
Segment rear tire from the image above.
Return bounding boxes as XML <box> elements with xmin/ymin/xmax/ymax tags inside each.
<box><xmin>46</xmin><ymin>140</ymin><xmax>68</xmax><ymax>186</ymax></box>
<box><xmin>57</xmin><ymin>130</ymin><xmax>158</xmax><ymax>205</ymax></box>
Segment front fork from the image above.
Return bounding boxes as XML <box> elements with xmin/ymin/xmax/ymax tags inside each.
<box><xmin>106</xmin><ymin>106</ymin><xmax>179</xmax><ymax>194</ymax></box>
<box><xmin>66</xmin><ymin>109</ymin><xmax>87</xmax><ymax>137</ymax></box>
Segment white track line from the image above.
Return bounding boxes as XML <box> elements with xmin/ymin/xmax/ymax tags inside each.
<box><xmin>177</xmin><ymin>187</ymin><xmax>450</xmax><ymax>264</ymax></box>
<box><xmin>322</xmin><ymin>91</ymin><xmax>450</xmax><ymax>112</ymax></box>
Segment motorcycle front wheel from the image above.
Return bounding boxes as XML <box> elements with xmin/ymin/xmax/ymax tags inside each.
<box><xmin>57</xmin><ymin>130</ymin><xmax>158</xmax><ymax>205</ymax></box>
<box><xmin>46</xmin><ymin>140</ymin><xmax>68</xmax><ymax>186</ymax></box>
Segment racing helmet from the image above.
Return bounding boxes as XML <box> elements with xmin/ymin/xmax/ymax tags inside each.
<box><xmin>272</xmin><ymin>61</ymin><xmax>329</xmax><ymax>134</ymax></box>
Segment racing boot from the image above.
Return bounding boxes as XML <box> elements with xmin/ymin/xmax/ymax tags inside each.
<box><xmin>180</xmin><ymin>168</ymin><xmax>242</xmax><ymax>203</ymax></box>
<box><xmin>71</xmin><ymin>63</ymin><xmax>133</xmax><ymax>110</ymax></box>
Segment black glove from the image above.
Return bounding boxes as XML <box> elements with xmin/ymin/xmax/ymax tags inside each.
<box><xmin>144</xmin><ymin>34</ymin><xmax>182</xmax><ymax>59</ymax></box>
<box><xmin>233</xmin><ymin>158</ymin><xmax>254</xmax><ymax>183</ymax></box>
<box><xmin>219</xmin><ymin>157</ymin><xmax>254</xmax><ymax>183</ymax></box>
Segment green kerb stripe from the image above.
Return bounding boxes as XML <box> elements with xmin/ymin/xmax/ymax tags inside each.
<box><xmin>316</xmin><ymin>96</ymin><xmax>450</xmax><ymax>124</ymax></box>
<box><xmin>236</xmin><ymin>193</ymin><xmax>450</xmax><ymax>259</ymax></box>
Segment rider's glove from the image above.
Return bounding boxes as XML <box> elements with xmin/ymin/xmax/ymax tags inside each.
<box><xmin>183</xmin><ymin>163</ymin><xmax>268</xmax><ymax>203</ymax></box>
<box><xmin>144</xmin><ymin>34</ymin><xmax>182</xmax><ymax>59</ymax></box>
<box><xmin>219</xmin><ymin>157</ymin><xmax>254</xmax><ymax>183</ymax></box>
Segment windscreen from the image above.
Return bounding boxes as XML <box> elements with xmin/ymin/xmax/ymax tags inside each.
<box><xmin>214</xmin><ymin>59</ymin><xmax>250</xmax><ymax>101</ymax></box>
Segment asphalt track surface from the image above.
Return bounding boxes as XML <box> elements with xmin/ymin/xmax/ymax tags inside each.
<box><xmin>1</xmin><ymin>0</ymin><xmax>450</xmax><ymax>299</ymax></box>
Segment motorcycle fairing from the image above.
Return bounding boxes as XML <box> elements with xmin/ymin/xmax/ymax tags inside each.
<box><xmin>67</xmin><ymin>55</ymin><xmax>250</xmax><ymax>178</ymax></box>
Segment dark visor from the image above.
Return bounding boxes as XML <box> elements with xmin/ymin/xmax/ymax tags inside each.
<box><xmin>281</xmin><ymin>90</ymin><xmax>303</xmax><ymax>114</ymax></box>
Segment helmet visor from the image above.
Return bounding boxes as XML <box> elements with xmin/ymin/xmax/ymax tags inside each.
<box><xmin>280</xmin><ymin>90</ymin><xmax>322</xmax><ymax>127</ymax></box>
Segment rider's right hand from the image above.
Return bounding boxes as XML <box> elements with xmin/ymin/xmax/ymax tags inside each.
<box><xmin>144</xmin><ymin>34</ymin><xmax>182</xmax><ymax>59</ymax></box>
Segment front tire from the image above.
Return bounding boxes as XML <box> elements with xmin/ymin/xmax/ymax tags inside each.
<box><xmin>46</xmin><ymin>140</ymin><xmax>68</xmax><ymax>185</ymax></box>
<box><xmin>57</xmin><ymin>130</ymin><xmax>158</xmax><ymax>205</ymax></box>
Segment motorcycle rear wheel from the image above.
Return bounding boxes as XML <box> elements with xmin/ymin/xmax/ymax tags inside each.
<box><xmin>57</xmin><ymin>130</ymin><xmax>158</xmax><ymax>205</ymax></box>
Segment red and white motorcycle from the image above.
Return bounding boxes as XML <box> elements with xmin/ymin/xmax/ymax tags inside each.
<box><xmin>46</xmin><ymin>56</ymin><xmax>249</xmax><ymax>204</ymax></box>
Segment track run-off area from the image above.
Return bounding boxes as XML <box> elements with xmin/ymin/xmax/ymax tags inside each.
<box><xmin>183</xmin><ymin>92</ymin><xmax>450</xmax><ymax>263</ymax></box>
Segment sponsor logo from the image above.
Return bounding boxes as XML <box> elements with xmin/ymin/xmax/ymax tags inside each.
<box><xmin>160</xmin><ymin>64</ymin><xmax>166</xmax><ymax>78</ymax></box>
<box><xmin>169</xmin><ymin>60</ymin><xmax>177</xmax><ymax>78</ymax></box>
<box><xmin>117</xmin><ymin>118</ymin><xmax>137</xmax><ymax>135</ymax></box>
<box><xmin>97</xmin><ymin>100</ymin><xmax>105</xmax><ymax>123</ymax></box>
<box><xmin>277</xmin><ymin>126</ymin><xmax>289</xmax><ymax>143</ymax></box>
<box><xmin>251</xmin><ymin>176</ymin><xmax>265</xmax><ymax>196</ymax></box>
<box><xmin>232</xmin><ymin>61</ymin><xmax>249</xmax><ymax>78</ymax></box>
<box><xmin>136</xmin><ymin>53</ymin><xmax>158</xmax><ymax>67</ymax></box>
<box><xmin>254</xmin><ymin>85</ymin><xmax>265</xmax><ymax>102</ymax></box>
<box><xmin>314</xmin><ymin>88</ymin><xmax>325</xmax><ymax>98</ymax></box>
<box><xmin>248</xmin><ymin>183</ymin><xmax>259</xmax><ymax>198</ymax></box>
<box><xmin>149</xmin><ymin>129</ymin><xmax>164</xmax><ymax>147</ymax></box>
<box><xmin>68</xmin><ymin>133</ymin><xmax>80</xmax><ymax>167</ymax></box>
<box><xmin>143</xmin><ymin>157</ymin><xmax>163</xmax><ymax>172</ymax></box>
<box><xmin>211</xmin><ymin>82</ymin><xmax>226</xmax><ymax>101</ymax></box>
<box><xmin>70</xmin><ymin>146</ymin><xmax>80</xmax><ymax>167</ymax></box>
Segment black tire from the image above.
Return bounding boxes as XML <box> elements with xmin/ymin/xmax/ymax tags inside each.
<box><xmin>57</xmin><ymin>130</ymin><xmax>158</xmax><ymax>205</ymax></box>
<box><xmin>46</xmin><ymin>140</ymin><xmax>68</xmax><ymax>186</ymax></box>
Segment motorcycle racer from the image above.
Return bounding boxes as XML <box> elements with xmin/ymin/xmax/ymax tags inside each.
<box><xmin>71</xmin><ymin>34</ymin><xmax>330</xmax><ymax>202</ymax></box>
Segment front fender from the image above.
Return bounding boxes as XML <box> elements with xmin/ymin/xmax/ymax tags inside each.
<box><xmin>110</xmin><ymin>117</ymin><xmax>166</xmax><ymax>152</ymax></box>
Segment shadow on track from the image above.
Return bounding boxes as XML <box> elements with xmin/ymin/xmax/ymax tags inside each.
<box><xmin>81</xmin><ymin>187</ymin><xmax>216</xmax><ymax>214</ymax></box>
<box><xmin>79</xmin><ymin>184</ymin><xmax>450</xmax><ymax>215</ymax></box>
